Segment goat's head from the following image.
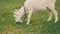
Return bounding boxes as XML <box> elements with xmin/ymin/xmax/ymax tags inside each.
<box><xmin>13</xmin><ymin>9</ymin><xmax>21</xmax><ymax>23</ymax></box>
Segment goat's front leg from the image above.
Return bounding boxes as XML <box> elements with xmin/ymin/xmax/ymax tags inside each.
<box><xmin>26</xmin><ymin>10</ymin><xmax>33</xmax><ymax>25</ymax></box>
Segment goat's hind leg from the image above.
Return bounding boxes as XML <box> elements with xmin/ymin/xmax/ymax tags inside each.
<box><xmin>47</xmin><ymin>1</ymin><xmax>58</xmax><ymax>23</ymax></box>
<box><xmin>47</xmin><ymin>7</ymin><xmax>53</xmax><ymax>22</ymax></box>
<box><xmin>51</xmin><ymin>9</ymin><xmax>58</xmax><ymax>23</ymax></box>
<box><xmin>48</xmin><ymin>7</ymin><xmax>58</xmax><ymax>23</ymax></box>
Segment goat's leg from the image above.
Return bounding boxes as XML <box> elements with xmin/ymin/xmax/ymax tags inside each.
<box><xmin>26</xmin><ymin>10</ymin><xmax>33</xmax><ymax>25</ymax></box>
<box><xmin>24</xmin><ymin>5</ymin><xmax>33</xmax><ymax>25</ymax></box>
<box><xmin>48</xmin><ymin>7</ymin><xmax>58</xmax><ymax>23</ymax></box>
<box><xmin>51</xmin><ymin>9</ymin><xmax>58</xmax><ymax>23</ymax></box>
<box><xmin>47</xmin><ymin>8</ymin><xmax>53</xmax><ymax>21</ymax></box>
<box><xmin>48</xmin><ymin>2</ymin><xmax>58</xmax><ymax>23</ymax></box>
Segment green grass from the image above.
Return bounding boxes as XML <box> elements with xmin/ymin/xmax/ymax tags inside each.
<box><xmin>0</xmin><ymin>0</ymin><xmax>60</xmax><ymax>34</ymax></box>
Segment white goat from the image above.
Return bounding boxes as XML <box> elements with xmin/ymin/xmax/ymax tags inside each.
<box><xmin>14</xmin><ymin>0</ymin><xmax>58</xmax><ymax>25</ymax></box>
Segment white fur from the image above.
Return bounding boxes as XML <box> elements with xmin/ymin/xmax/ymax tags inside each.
<box><xmin>14</xmin><ymin>0</ymin><xmax>58</xmax><ymax>25</ymax></box>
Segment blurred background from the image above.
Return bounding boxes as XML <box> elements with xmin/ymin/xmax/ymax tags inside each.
<box><xmin>0</xmin><ymin>0</ymin><xmax>60</xmax><ymax>34</ymax></box>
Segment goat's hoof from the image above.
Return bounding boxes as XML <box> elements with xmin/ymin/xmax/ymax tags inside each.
<box><xmin>54</xmin><ymin>20</ymin><xmax>58</xmax><ymax>23</ymax></box>
<box><xmin>47</xmin><ymin>19</ymin><xmax>51</xmax><ymax>22</ymax></box>
<box><xmin>26</xmin><ymin>23</ymin><xmax>29</xmax><ymax>25</ymax></box>
<box><xmin>54</xmin><ymin>21</ymin><xmax>57</xmax><ymax>23</ymax></box>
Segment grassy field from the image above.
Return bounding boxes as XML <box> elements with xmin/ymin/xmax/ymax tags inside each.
<box><xmin>0</xmin><ymin>0</ymin><xmax>60</xmax><ymax>34</ymax></box>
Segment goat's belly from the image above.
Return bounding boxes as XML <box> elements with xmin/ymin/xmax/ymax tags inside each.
<box><xmin>30</xmin><ymin>1</ymin><xmax>48</xmax><ymax>10</ymax></box>
<box><xmin>32</xmin><ymin>5</ymin><xmax>47</xmax><ymax>10</ymax></box>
